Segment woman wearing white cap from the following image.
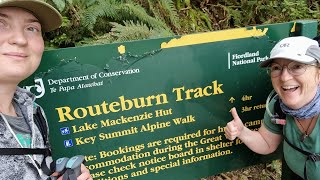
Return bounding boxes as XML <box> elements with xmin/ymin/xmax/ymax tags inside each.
<box><xmin>0</xmin><ymin>0</ymin><xmax>92</xmax><ymax>179</ymax></box>
<box><xmin>225</xmin><ymin>36</ymin><xmax>320</xmax><ymax>180</ymax></box>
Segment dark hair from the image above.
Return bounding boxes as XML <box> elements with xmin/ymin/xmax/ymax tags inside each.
<box><xmin>313</xmin><ymin>35</ymin><xmax>320</xmax><ymax>46</ymax></box>
<box><xmin>313</xmin><ymin>35</ymin><xmax>320</xmax><ymax>67</ymax></box>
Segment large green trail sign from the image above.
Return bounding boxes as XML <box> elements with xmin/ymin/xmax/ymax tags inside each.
<box><xmin>21</xmin><ymin>20</ymin><xmax>317</xmax><ymax>180</ymax></box>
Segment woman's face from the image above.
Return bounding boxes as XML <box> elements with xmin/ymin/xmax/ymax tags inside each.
<box><xmin>0</xmin><ymin>7</ymin><xmax>44</xmax><ymax>84</ymax></box>
<box><xmin>271</xmin><ymin>58</ymin><xmax>320</xmax><ymax>109</ymax></box>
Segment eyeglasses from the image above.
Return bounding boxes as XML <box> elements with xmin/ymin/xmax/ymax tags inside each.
<box><xmin>266</xmin><ymin>62</ymin><xmax>318</xmax><ymax>78</ymax></box>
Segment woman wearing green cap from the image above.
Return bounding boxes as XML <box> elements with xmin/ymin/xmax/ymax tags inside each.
<box><xmin>0</xmin><ymin>0</ymin><xmax>92</xmax><ymax>179</ymax></box>
<box><xmin>224</xmin><ymin>36</ymin><xmax>320</xmax><ymax>180</ymax></box>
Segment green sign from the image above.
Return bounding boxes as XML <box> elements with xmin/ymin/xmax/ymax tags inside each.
<box><xmin>21</xmin><ymin>20</ymin><xmax>317</xmax><ymax>180</ymax></box>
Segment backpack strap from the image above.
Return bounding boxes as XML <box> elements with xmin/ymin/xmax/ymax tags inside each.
<box><xmin>271</xmin><ymin>98</ymin><xmax>286</xmax><ymax>125</ymax></box>
<box><xmin>0</xmin><ymin>147</ymin><xmax>50</xmax><ymax>155</ymax></box>
<box><xmin>274</xmin><ymin>98</ymin><xmax>286</xmax><ymax>119</ymax></box>
<box><xmin>0</xmin><ymin>105</ymin><xmax>51</xmax><ymax>156</ymax></box>
<box><xmin>275</xmin><ymin>98</ymin><xmax>320</xmax><ymax>180</ymax></box>
<box><xmin>0</xmin><ymin>105</ymin><xmax>54</xmax><ymax>175</ymax></box>
<box><xmin>272</xmin><ymin>97</ymin><xmax>319</xmax><ymax>180</ymax></box>
<box><xmin>34</xmin><ymin>105</ymin><xmax>51</xmax><ymax>155</ymax></box>
<box><xmin>283</xmin><ymin>135</ymin><xmax>320</xmax><ymax>180</ymax></box>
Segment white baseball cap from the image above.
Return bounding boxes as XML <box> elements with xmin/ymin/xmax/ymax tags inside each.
<box><xmin>260</xmin><ymin>36</ymin><xmax>320</xmax><ymax>67</ymax></box>
<box><xmin>0</xmin><ymin>0</ymin><xmax>62</xmax><ymax>32</ymax></box>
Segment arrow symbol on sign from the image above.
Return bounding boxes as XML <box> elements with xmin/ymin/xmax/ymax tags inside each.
<box><xmin>229</xmin><ymin>97</ymin><xmax>235</xmax><ymax>103</ymax></box>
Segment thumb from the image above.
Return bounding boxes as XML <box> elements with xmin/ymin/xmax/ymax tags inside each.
<box><xmin>230</xmin><ymin>107</ymin><xmax>241</xmax><ymax>123</ymax></box>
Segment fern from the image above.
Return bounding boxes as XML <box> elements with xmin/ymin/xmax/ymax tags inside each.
<box><xmin>81</xmin><ymin>0</ymin><xmax>169</xmax><ymax>32</ymax></box>
<box><xmin>158</xmin><ymin>0</ymin><xmax>181</xmax><ymax>30</ymax></box>
<box><xmin>149</xmin><ymin>27</ymin><xmax>174</xmax><ymax>39</ymax></box>
<box><xmin>200</xmin><ymin>11</ymin><xmax>213</xmax><ymax>31</ymax></box>
<box><xmin>110</xmin><ymin>21</ymin><xmax>152</xmax><ymax>42</ymax></box>
<box><xmin>110</xmin><ymin>20</ymin><xmax>173</xmax><ymax>42</ymax></box>
<box><xmin>76</xmin><ymin>34</ymin><xmax>114</xmax><ymax>46</ymax></box>
<box><xmin>52</xmin><ymin>0</ymin><xmax>65</xmax><ymax>11</ymax></box>
<box><xmin>82</xmin><ymin>0</ymin><xmax>119</xmax><ymax>30</ymax></box>
<box><xmin>42</xmin><ymin>0</ymin><xmax>320</xmax><ymax>48</ymax></box>
<box><xmin>120</xmin><ymin>1</ymin><xmax>168</xmax><ymax>29</ymax></box>
<box><xmin>146</xmin><ymin>0</ymin><xmax>162</xmax><ymax>22</ymax></box>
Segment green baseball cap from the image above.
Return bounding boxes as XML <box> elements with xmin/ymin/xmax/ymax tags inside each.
<box><xmin>0</xmin><ymin>0</ymin><xmax>62</xmax><ymax>32</ymax></box>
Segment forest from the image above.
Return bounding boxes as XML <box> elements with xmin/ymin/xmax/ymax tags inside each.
<box><xmin>43</xmin><ymin>0</ymin><xmax>320</xmax><ymax>49</ymax></box>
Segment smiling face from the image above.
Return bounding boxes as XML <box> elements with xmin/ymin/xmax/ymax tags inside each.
<box><xmin>271</xmin><ymin>58</ymin><xmax>320</xmax><ymax>109</ymax></box>
<box><xmin>0</xmin><ymin>7</ymin><xmax>44</xmax><ymax>84</ymax></box>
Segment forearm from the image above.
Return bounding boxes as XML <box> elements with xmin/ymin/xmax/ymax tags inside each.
<box><xmin>237</xmin><ymin>125</ymin><xmax>282</xmax><ymax>155</ymax></box>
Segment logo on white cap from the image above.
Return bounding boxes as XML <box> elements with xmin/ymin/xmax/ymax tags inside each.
<box><xmin>279</xmin><ymin>43</ymin><xmax>290</xmax><ymax>48</ymax></box>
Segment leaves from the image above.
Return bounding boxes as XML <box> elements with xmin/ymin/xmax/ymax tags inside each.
<box><xmin>43</xmin><ymin>0</ymin><xmax>320</xmax><ymax>48</ymax></box>
<box><xmin>203</xmin><ymin>160</ymin><xmax>282</xmax><ymax>180</ymax></box>
<box><xmin>158</xmin><ymin>0</ymin><xmax>181</xmax><ymax>30</ymax></box>
<box><xmin>110</xmin><ymin>20</ymin><xmax>173</xmax><ymax>42</ymax></box>
<box><xmin>51</xmin><ymin>0</ymin><xmax>66</xmax><ymax>11</ymax></box>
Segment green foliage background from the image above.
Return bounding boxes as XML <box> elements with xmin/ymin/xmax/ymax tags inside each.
<box><xmin>43</xmin><ymin>0</ymin><xmax>320</xmax><ymax>49</ymax></box>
